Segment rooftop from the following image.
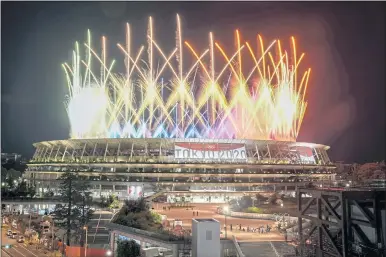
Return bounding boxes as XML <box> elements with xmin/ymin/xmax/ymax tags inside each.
<box><xmin>193</xmin><ymin>218</ymin><xmax>219</xmax><ymax>223</ymax></box>
<box><xmin>32</xmin><ymin>137</ymin><xmax>331</xmax><ymax>150</ymax></box>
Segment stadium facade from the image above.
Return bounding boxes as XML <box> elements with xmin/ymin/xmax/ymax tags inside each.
<box><xmin>24</xmin><ymin>138</ymin><xmax>336</xmax><ymax>203</ymax></box>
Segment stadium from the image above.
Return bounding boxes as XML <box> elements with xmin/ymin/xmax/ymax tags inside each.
<box><xmin>25</xmin><ymin>138</ymin><xmax>335</xmax><ymax>203</ymax></box>
<box><xmin>24</xmin><ymin>15</ymin><xmax>336</xmax><ymax>203</ymax></box>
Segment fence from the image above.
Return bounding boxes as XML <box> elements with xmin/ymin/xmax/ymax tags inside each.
<box><xmin>228</xmin><ymin>211</ymin><xmax>298</xmax><ymax>223</ymax></box>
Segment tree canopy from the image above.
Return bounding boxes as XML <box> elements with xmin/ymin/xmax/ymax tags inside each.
<box><xmin>117</xmin><ymin>239</ymin><xmax>141</xmax><ymax>257</ymax></box>
<box><xmin>53</xmin><ymin>172</ymin><xmax>94</xmax><ymax>246</ymax></box>
<box><xmin>113</xmin><ymin>198</ymin><xmax>163</xmax><ymax>232</ymax></box>
<box><xmin>1</xmin><ymin>166</ymin><xmax>35</xmax><ymax>198</ymax></box>
<box><xmin>99</xmin><ymin>194</ymin><xmax>120</xmax><ymax>209</ymax></box>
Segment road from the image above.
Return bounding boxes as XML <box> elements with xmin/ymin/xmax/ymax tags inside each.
<box><xmin>1</xmin><ymin>227</ymin><xmax>51</xmax><ymax>257</ymax></box>
<box><xmin>238</xmin><ymin>242</ymin><xmax>295</xmax><ymax>257</ymax></box>
<box><xmin>2</xmin><ymin>243</ymin><xmax>43</xmax><ymax>257</ymax></box>
<box><xmin>87</xmin><ymin>210</ymin><xmax>113</xmax><ymax>246</ymax></box>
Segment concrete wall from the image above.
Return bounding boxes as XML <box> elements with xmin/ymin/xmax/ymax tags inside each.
<box><xmin>192</xmin><ymin>219</ymin><xmax>221</xmax><ymax>257</ymax></box>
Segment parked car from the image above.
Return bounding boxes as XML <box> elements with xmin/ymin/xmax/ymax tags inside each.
<box><xmin>6</xmin><ymin>230</ymin><xmax>12</xmax><ymax>237</ymax></box>
<box><xmin>17</xmin><ymin>236</ymin><xmax>25</xmax><ymax>243</ymax></box>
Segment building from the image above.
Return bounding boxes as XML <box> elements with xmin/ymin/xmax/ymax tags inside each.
<box><xmin>1</xmin><ymin>152</ymin><xmax>22</xmax><ymax>165</ymax></box>
<box><xmin>192</xmin><ymin>219</ymin><xmax>221</xmax><ymax>257</ymax></box>
<box><xmin>24</xmin><ymin>138</ymin><xmax>335</xmax><ymax>202</ymax></box>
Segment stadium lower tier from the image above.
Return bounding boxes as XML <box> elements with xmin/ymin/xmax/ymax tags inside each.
<box><xmin>24</xmin><ymin>169</ymin><xmax>335</xmax><ymax>203</ymax></box>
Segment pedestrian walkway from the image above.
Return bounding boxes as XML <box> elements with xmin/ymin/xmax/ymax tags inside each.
<box><xmin>87</xmin><ymin>211</ymin><xmax>114</xmax><ymax>247</ymax></box>
<box><xmin>238</xmin><ymin>241</ymin><xmax>295</xmax><ymax>257</ymax></box>
<box><xmin>154</xmin><ymin>203</ymin><xmax>285</xmax><ymax>242</ymax></box>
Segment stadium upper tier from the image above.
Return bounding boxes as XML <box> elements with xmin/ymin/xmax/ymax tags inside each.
<box><xmin>29</xmin><ymin>138</ymin><xmax>333</xmax><ymax>169</ymax></box>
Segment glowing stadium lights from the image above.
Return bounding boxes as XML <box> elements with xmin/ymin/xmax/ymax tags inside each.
<box><xmin>63</xmin><ymin>14</ymin><xmax>311</xmax><ymax>141</ymax></box>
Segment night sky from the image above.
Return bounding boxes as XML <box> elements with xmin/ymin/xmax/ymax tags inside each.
<box><xmin>1</xmin><ymin>2</ymin><xmax>385</xmax><ymax>163</ymax></box>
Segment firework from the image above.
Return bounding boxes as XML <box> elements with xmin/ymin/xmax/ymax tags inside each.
<box><xmin>63</xmin><ymin>14</ymin><xmax>311</xmax><ymax>141</ymax></box>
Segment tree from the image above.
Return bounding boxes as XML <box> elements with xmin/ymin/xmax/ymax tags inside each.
<box><xmin>1</xmin><ymin>168</ymin><xmax>22</xmax><ymax>190</ymax></box>
<box><xmin>239</xmin><ymin>196</ymin><xmax>253</xmax><ymax>209</ymax></box>
<box><xmin>108</xmin><ymin>194</ymin><xmax>120</xmax><ymax>209</ymax></box>
<box><xmin>255</xmin><ymin>193</ymin><xmax>267</xmax><ymax>206</ymax></box>
<box><xmin>19</xmin><ymin>220</ymin><xmax>27</xmax><ymax>234</ymax></box>
<box><xmin>6</xmin><ymin>168</ymin><xmax>22</xmax><ymax>181</ymax></box>
<box><xmin>228</xmin><ymin>199</ymin><xmax>240</xmax><ymax>211</ymax></box>
<box><xmin>114</xmin><ymin>199</ymin><xmax>162</xmax><ymax>231</ymax></box>
<box><xmin>30</xmin><ymin>221</ymin><xmax>40</xmax><ymax>231</ymax></box>
<box><xmin>77</xmin><ymin>186</ymin><xmax>94</xmax><ymax>226</ymax></box>
<box><xmin>76</xmin><ymin>184</ymin><xmax>94</xmax><ymax>247</ymax></box>
<box><xmin>99</xmin><ymin>195</ymin><xmax>108</xmax><ymax>208</ymax></box>
<box><xmin>268</xmin><ymin>193</ymin><xmax>284</xmax><ymax>205</ymax></box>
<box><xmin>44</xmin><ymin>191</ymin><xmax>54</xmax><ymax>197</ymax></box>
<box><xmin>1</xmin><ymin>167</ymin><xmax>7</xmax><ymax>181</ymax></box>
<box><xmin>53</xmin><ymin>172</ymin><xmax>93</xmax><ymax>246</ymax></box>
<box><xmin>117</xmin><ymin>239</ymin><xmax>141</xmax><ymax>257</ymax></box>
<box><xmin>15</xmin><ymin>181</ymin><xmax>29</xmax><ymax>197</ymax></box>
<box><xmin>99</xmin><ymin>194</ymin><xmax>119</xmax><ymax>209</ymax></box>
<box><xmin>245</xmin><ymin>206</ymin><xmax>263</xmax><ymax>214</ymax></box>
<box><xmin>27</xmin><ymin>186</ymin><xmax>36</xmax><ymax>198</ymax></box>
<box><xmin>122</xmin><ymin>198</ymin><xmax>147</xmax><ymax>214</ymax></box>
<box><xmin>5</xmin><ymin>176</ymin><xmax>15</xmax><ymax>189</ymax></box>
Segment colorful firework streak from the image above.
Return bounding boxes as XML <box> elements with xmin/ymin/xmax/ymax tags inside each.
<box><xmin>63</xmin><ymin>15</ymin><xmax>311</xmax><ymax>141</ymax></box>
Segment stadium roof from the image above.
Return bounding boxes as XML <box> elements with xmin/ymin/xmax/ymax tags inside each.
<box><xmin>33</xmin><ymin>138</ymin><xmax>330</xmax><ymax>150</ymax></box>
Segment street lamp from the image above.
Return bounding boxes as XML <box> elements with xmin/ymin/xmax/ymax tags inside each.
<box><xmin>83</xmin><ymin>226</ymin><xmax>88</xmax><ymax>257</ymax></box>
<box><xmin>223</xmin><ymin>206</ymin><xmax>229</xmax><ymax>239</ymax></box>
<box><xmin>106</xmin><ymin>250</ymin><xmax>112</xmax><ymax>256</ymax></box>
